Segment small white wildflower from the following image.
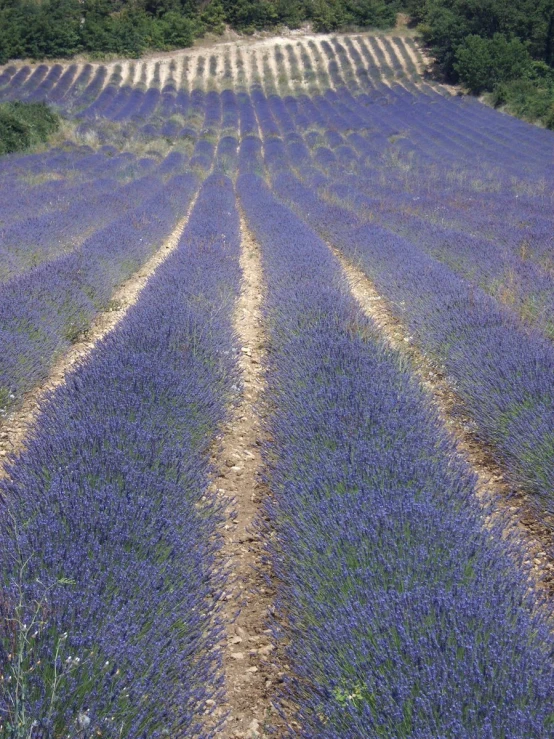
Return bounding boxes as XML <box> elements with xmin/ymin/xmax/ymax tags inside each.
<box><xmin>77</xmin><ymin>711</ymin><xmax>91</xmax><ymax>730</ymax></box>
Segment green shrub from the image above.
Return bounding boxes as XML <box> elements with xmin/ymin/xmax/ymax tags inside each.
<box><xmin>309</xmin><ymin>0</ymin><xmax>348</xmax><ymax>32</ymax></box>
<box><xmin>346</xmin><ymin>0</ymin><xmax>397</xmax><ymax>27</ymax></box>
<box><xmin>491</xmin><ymin>72</ymin><xmax>554</xmax><ymax>129</ymax></box>
<box><xmin>410</xmin><ymin>0</ymin><xmax>554</xmax><ymax>129</ymax></box>
<box><xmin>200</xmin><ymin>0</ymin><xmax>227</xmax><ymax>34</ymax></box>
<box><xmin>157</xmin><ymin>12</ymin><xmax>199</xmax><ymax>48</ymax></box>
<box><xmin>274</xmin><ymin>0</ymin><xmax>305</xmax><ymax>29</ymax></box>
<box><xmin>418</xmin><ymin>0</ymin><xmax>554</xmax><ymax>81</ymax></box>
<box><xmin>221</xmin><ymin>0</ymin><xmax>278</xmax><ymax>31</ymax></box>
<box><xmin>0</xmin><ymin>102</ymin><xmax>60</xmax><ymax>156</ymax></box>
<box><xmin>455</xmin><ymin>33</ymin><xmax>532</xmax><ymax>94</ymax></box>
<box><xmin>308</xmin><ymin>0</ymin><xmax>396</xmax><ymax>32</ymax></box>
<box><xmin>0</xmin><ymin>111</ymin><xmax>31</xmax><ymax>154</ymax></box>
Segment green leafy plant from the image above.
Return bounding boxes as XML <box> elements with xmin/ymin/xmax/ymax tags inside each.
<box><xmin>455</xmin><ymin>33</ymin><xmax>532</xmax><ymax>94</ymax></box>
<box><xmin>0</xmin><ymin>102</ymin><xmax>59</xmax><ymax>156</ymax></box>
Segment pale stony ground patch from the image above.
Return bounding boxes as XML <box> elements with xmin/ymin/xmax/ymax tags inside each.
<box><xmin>205</xmin><ymin>213</ymin><xmax>294</xmax><ymax>738</ymax></box>
<box><xmin>0</xmin><ymin>32</ymin><xmax>444</xmax><ymax>98</ymax></box>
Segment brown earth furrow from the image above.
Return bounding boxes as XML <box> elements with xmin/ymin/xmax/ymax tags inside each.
<box><xmin>393</xmin><ymin>36</ymin><xmax>422</xmax><ymax>77</ymax></box>
<box><xmin>0</xmin><ymin>32</ymin><xmax>451</xmax><ymax>98</ymax></box>
<box><xmin>332</xmin><ymin>246</ymin><xmax>554</xmax><ymax>596</ymax></box>
<box><xmin>311</xmin><ymin>39</ymin><xmax>336</xmax><ymax>91</ymax></box>
<box><xmin>308</xmin><ymin>39</ymin><xmax>334</xmax><ymax>91</ymax></box>
<box><xmin>123</xmin><ymin>61</ymin><xmax>135</xmax><ymax>87</ymax></box>
<box><xmin>159</xmin><ymin>60</ymin><xmax>171</xmax><ymax>89</ymax></box>
<box><xmin>373</xmin><ymin>36</ymin><xmax>396</xmax><ymax>72</ymax></box>
<box><xmin>0</xmin><ymin>192</ymin><xmax>201</xmax><ymax>477</ymax></box>
<box><xmin>206</xmin><ymin>211</ymin><xmax>292</xmax><ymax>739</ymax></box>
<box><xmin>406</xmin><ymin>36</ymin><xmax>429</xmax><ymax>75</ymax></box>
<box><xmin>334</xmin><ymin>35</ymin><xmax>362</xmax><ymax>89</ymax></box>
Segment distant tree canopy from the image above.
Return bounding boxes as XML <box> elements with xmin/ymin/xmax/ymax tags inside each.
<box><xmin>409</xmin><ymin>0</ymin><xmax>554</xmax><ymax>79</ymax></box>
<box><xmin>454</xmin><ymin>33</ymin><xmax>532</xmax><ymax>94</ymax></box>
<box><xmin>408</xmin><ymin>0</ymin><xmax>554</xmax><ymax>127</ymax></box>
<box><xmin>0</xmin><ymin>0</ymin><xmax>401</xmax><ymax>63</ymax></box>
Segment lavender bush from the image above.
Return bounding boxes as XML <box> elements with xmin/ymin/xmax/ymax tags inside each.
<box><xmin>0</xmin><ymin>172</ymin><xmax>200</xmax><ymax>414</ymax></box>
<box><xmin>239</xmin><ymin>172</ymin><xmax>554</xmax><ymax>738</ymax></box>
<box><xmin>0</xmin><ymin>173</ymin><xmax>241</xmax><ymax>737</ymax></box>
<box><xmin>269</xmin><ymin>168</ymin><xmax>554</xmax><ymax>514</ymax></box>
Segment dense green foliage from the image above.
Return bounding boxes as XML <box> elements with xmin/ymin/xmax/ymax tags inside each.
<box><xmin>0</xmin><ymin>101</ymin><xmax>59</xmax><ymax>154</ymax></box>
<box><xmin>454</xmin><ymin>33</ymin><xmax>531</xmax><ymax>93</ymax></box>
<box><xmin>490</xmin><ymin>62</ymin><xmax>554</xmax><ymax>128</ymax></box>
<box><xmin>409</xmin><ymin>0</ymin><xmax>554</xmax><ymax>127</ymax></box>
<box><xmin>0</xmin><ymin>0</ymin><xmax>204</xmax><ymax>61</ymax></box>
<box><xmin>0</xmin><ymin>0</ymin><xmax>399</xmax><ymax>63</ymax></box>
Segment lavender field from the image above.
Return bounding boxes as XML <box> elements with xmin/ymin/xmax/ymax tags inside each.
<box><xmin>1</xmin><ymin>32</ymin><xmax>554</xmax><ymax>739</ymax></box>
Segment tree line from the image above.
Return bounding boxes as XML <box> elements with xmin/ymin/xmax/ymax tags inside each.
<box><xmin>409</xmin><ymin>0</ymin><xmax>554</xmax><ymax>128</ymax></box>
<box><xmin>0</xmin><ymin>0</ymin><xmax>399</xmax><ymax>64</ymax></box>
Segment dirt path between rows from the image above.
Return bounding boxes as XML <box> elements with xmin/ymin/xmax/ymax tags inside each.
<box><xmin>2</xmin><ymin>31</ymin><xmax>446</xmax><ymax>99</ymax></box>
<box><xmin>0</xmin><ymin>196</ymin><xmax>199</xmax><ymax>477</ymax></box>
<box><xmin>206</xmin><ymin>211</ymin><xmax>293</xmax><ymax>738</ymax></box>
<box><xmin>334</xmin><ymin>248</ymin><xmax>554</xmax><ymax>596</ymax></box>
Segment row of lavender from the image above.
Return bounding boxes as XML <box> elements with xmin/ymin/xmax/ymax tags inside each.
<box><xmin>258</xmin><ymin>88</ymin><xmax>554</xmax><ymax>330</ymax></box>
<box><xmin>229</xmin><ymin>85</ymin><xmax>554</xmax><ymax>520</ymax></box>
<box><xmin>3</xmin><ymin>74</ymin><xmax>553</xmax><ymax>499</ymax></box>
<box><xmin>0</xmin><ymin>174</ymin><xmax>241</xmax><ymax>736</ymax></box>
<box><xmin>1</xmin><ymin>60</ymin><xmax>553</xmax><ymax>736</ymax></box>
<box><xmin>0</xmin><ymin>36</ymin><xmax>423</xmax><ymax>105</ymax></box>
<box><xmin>3</xmin><ymin>73</ymin><xmax>553</xmax><ymax>498</ymax></box>
<box><xmin>254</xmin><ymin>87</ymin><xmax>553</xmax><ymax>333</ymax></box>
<box><xmin>0</xmin><ymin>166</ymin><xmax>200</xmax><ymax>415</ymax></box>
<box><xmin>239</xmin><ymin>171</ymin><xmax>554</xmax><ymax>737</ymax></box>
<box><xmin>268</xmin><ymin>162</ymin><xmax>554</xmax><ymax>515</ymax></box>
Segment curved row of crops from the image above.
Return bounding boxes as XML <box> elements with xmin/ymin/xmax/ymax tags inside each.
<box><xmin>1</xmin><ymin>35</ymin><xmax>554</xmax><ymax>737</ymax></box>
<box><xmin>0</xmin><ymin>36</ymin><xmax>425</xmax><ymax>104</ymax></box>
<box><xmin>239</xmin><ymin>171</ymin><xmax>554</xmax><ymax>737</ymax></box>
<box><xmin>1</xmin><ymin>173</ymin><xmax>241</xmax><ymax>736</ymax></box>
